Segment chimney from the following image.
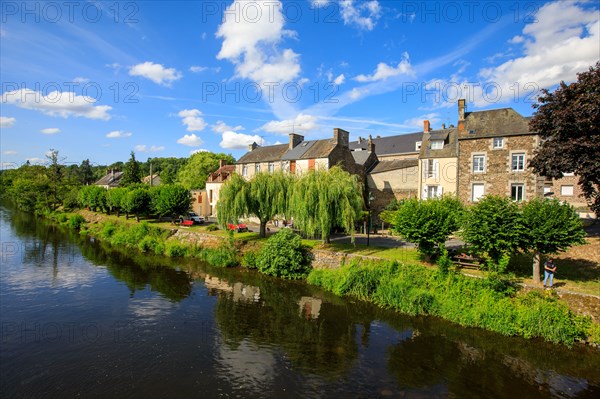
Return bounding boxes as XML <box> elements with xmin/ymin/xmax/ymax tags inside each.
<box><xmin>333</xmin><ymin>128</ymin><xmax>349</xmax><ymax>147</ymax></box>
<box><xmin>288</xmin><ymin>133</ymin><xmax>304</xmax><ymax>150</ymax></box>
<box><xmin>458</xmin><ymin>99</ymin><xmax>466</xmax><ymax>132</ymax></box>
<box><xmin>219</xmin><ymin>159</ymin><xmax>226</xmax><ymax>168</ymax></box>
<box><xmin>367</xmin><ymin>135</ymin><xmax>375</xmax><ymax>153</ymax></box>
<box><xmin>424</xmin><ymin>120</ymin><xmax>431</xmax><ymax>133</ymax></box>
<box><xmin>248</xmin><ymin>142</ymin><xmax>258</xmax><ymax>152</ymax></box>
<box><xmin>442</xmin><ymin>123</ymin><xmax>446</xmax><ymax>129</ymax></box>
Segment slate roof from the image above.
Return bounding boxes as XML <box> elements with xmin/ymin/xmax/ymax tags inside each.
<box><xmin>351</xmin><ymin>150</ymin><xmax>372</xmax><ymax>166</ymax></box>
<box><xmin>142</xmin><ymin>174</ymin><xmax>161</xmax><ymax>186</ymax></box>
<box><xmin>94</xmin><ymin>171</ymin><xmax>123</xmax><ymax>187</ymax></box>
<box><xmin>420</xmin><ymin>128</ymin><xmax>458</xmax><ymax>159</ymax></box>
<box><xmin>370</xmin><ymin>159</ymin><xmax>419</xmax><ymax>174</ymax></box>
<box><xmin>281</xmin><ymin>140</ymin><xmax>317</xmax><ymax>160</ymax></box>
<box><xmin>349</xmin><ymin>132</ymin><xmax>422</xmax><ymax>156</ymax></box>
<box><xmin>236</xmin><ymin>144</ymin><xmax>289</xmax><ymax>163</ymax></box>
<box><xmin>460</xmin><ymin>108</ymin><xmax>532</xmax><ymax>139</ymax></box>
<box><xmin>207</xmin><ymin>165</ymin><xmax>235</xmax><ymax>183</ymax></box>
<box><xmin>300</xmin><ymin>139</ymin><xmax>337</xmax><ymax>159</ymax></box>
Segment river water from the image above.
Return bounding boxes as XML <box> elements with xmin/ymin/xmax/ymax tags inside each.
<box><xmin>1</xmin><ymin>206</ymin><xmax>599</xmax><ymax>398</ymax></box>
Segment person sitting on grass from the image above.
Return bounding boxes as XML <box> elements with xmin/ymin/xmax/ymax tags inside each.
<box><xmin>543</xmin><ymin>258</ymin><xmax>557</xmax><ymax>288</ymax></box>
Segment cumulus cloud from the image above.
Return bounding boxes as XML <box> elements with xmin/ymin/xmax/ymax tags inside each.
<box><xmin>220</xmin><ymin>131</ymin><xmax>265</xmax><ymax>149</ymax></box>
<box><xmin>339</xmin><ymin>0</ymin><xmax>382</xmax><ymax>31</ymax></box>
<box><xmin>1</xmin><ymin>116</ymin><xmax>16</xmax><ymax>127</ymax></box>
<box><xmin>134</xmin><ymin>144</ymin><xmax>165</xmax><ymax>152</ymax></box>
<box><xmin>178</xmin><ymin>109</ymin><xmax>207</xmax><ymax>132</ymax></box>
<box><xmin>216</xmin><ymin>0</ymin><xmax>300</xmax><ymax>84</ymax></box>
<box><xmin>177</xmin><ymin>134</ymin><xmax>204</xmax><ymax>147</ymax></box>
<box><xmin>1</xmin><ymin>89</ymin><xmax>112</xmax><ymax>120</ymax></box>
<box><xmin>403</xmin><ymin>113</ymin><xmax>442</xmax><ymax>129</ymax></box>
<box><xmin>129</xmin><ymin>61</ymin><xmax>182</xmax><ymax>86</ymax></box>
<box><xmin>73</xmin><ymin>77</ymin><xmax>89</xmax><ymax>83</ymax></box>
<box><xmin>40</xmin><ymin>128</ymin><xmax>60</xmax><ymax>135</ymax></box>
<box><xmin>212</xmin><ymin>120</ymin><xmax>244</xmax><ymax>133</ymax></box>
<box><xmin>260</xmin><ymin>113</ymin><xmax>318</xmax><ymax>134</ymax></box>
<box><xmin>333</xmin><ymin>74</ymin><xmax>346</xmax><ymax>85</ymax></box>
<box><xmin>190</xmin><ymin>148</ymin><xmax>209</xmax><ymax>155</ymax></box>
<box><xmin>355</xmin><ymin>53</ymin><xmax>414</xmax><ymax>82</ymax></box>
<box><xmin>106</xmin><ymin>130</ymin><xmax>132</xmax><ymax>138</ymax></box>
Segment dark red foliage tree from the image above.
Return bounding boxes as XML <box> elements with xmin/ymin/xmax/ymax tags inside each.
<box><xmin>529</xmin><ymin>62</ymin><xmax>600</xmax><ymax>215</ymax></box>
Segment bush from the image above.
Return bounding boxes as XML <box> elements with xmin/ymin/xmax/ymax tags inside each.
<box><xmin>100</xmin><ymin>222</ymin><xmax>117</xmax><ymax>239</ymax></box>
<box><xmin>206</xmin><ymin>224</ymin><xmax>218</xmax><ymax>231</ymax></box>
<box><xmin>436</xmin><ymin>246</ymin><xmax>453</xmax><ymax>275</ymax></box>
<box><xmin>241</xmin><ymin>250</ymin><xmax>259</xmax><ymax>269</ymax></box>
<box><xmin>165</xmin><ymin>241</ymin><xmax>187</xmax><ymax>257</ymax></box>
<box><xmin>138</xmin><ymin>236</ymin><xmax>161</xmax><ymax>254</ymax></box>
<box><xmin>68</xmin><ymin>214</ymin><xmax>86</xmax><ymax>230</ymax></box>
<box><xmin>257</xmin><ymin>229</ymin><xmax>311</xmax><ymax>279</ymax></box>
<box><xmin>202</xmin><ymin>246</ymin><xmax>238</xmax><ymax>267</ymax></box>
<box><xmin>56</xmin><ymin>213</ymin><xmax>68</xmax><ymax>223</ymax></box>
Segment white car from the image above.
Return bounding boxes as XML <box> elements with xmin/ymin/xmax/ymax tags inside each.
<box><xmin>179</xmin><ymin>212</ymin><xmax>204</xmax><ymax>224</ymax></box>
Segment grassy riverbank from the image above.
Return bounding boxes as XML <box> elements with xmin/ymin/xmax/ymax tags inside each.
<box><xmin>46</xmin><ymin>209</ymin><xmax>599</xmax><ymax>347</ymax></box>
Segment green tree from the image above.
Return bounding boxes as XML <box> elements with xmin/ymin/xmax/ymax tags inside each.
<box><xmin>78</xmin><ymin>159</ymin><xmax>95</xmax><ymax>185</ymax></box>
<box><xmin>461</xmin><ymin>195</ymin><xmax>523</xmax><ymax>269</ymax></box>
<box><xmin>151</xmin><ymin>185</ymin><xmax>191</xmax><ymax>221</ymax></box>
<box><xmin>521</xmin><ymin>198</ymin><xmax>586</xmax><ymax>284</ymax></box>
<box><xmin>290</xmin><ymin>166</ymin><xmax>364</xmax><ymax>243</ymax></box>
<box><xmin>121</xmin><ymin>151</ymin><xmax>142</xmax><ymax>186</ymax></box>
<box><xmin>9</xmin><ymin>165</ymin><xmax>50</xmax><ymax>212</ymax></box>
<box><xmin>46</xmin><ymin>149</ymin><xmax>65</xmax><ymax>210</ymax></box>
<box><xmin>257</xmin><ymin>229</ymin><xmax>311</xmax><ymax>279</ymax></box>
<box><xmin>106</xmin><ymin>187</ymin><xmax>127</xmax><ymax>216</ymax></box>
<box><xmin>391</xmin><ymin>196</ymin><xmax>464</xmax><ymax>258</ymax></box>
<box><xmin>121</xmin><ymin>187</ymin><xmax>150</xmax><ymax>222</ymax></box>
<box><xmin>177</xmin><ymin>151</ymin><xmax>235</xmax><ymax>190</ymax></box>
<box><xmin>529</xmin><ymin>62</ymin><xmax>600</xmax><ymax>214</ymax></box>
<box><xmin>78</xmin><ymin>185</ymin><xmax>107</xmax><ymax>212</ymax></box>
<box><xmin>217</xmin><ymin>171</ymin><xmax>292</xmax><ymax>237</ymax></box>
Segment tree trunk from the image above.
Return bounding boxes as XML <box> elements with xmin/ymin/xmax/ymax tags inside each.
<box><xmin>125</xmin><ymin>213</ymin><xmax>129</xmax><ymax>220</ymax></box>
<box><xmin>136</xmin><ymin>214</ymin><xmax>140</xmax><ymax>222</ymax></box>
<box><xmin>259</xmin><ymin>221</ymin><xmax>267</xmax><ymax>238</ymax></box>
<box><xmin>532</xmin><ymin>251</ymin><xmax>541</xmax><ymax>285</ymax></box>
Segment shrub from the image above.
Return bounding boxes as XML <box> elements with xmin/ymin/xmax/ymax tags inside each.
<box><xmin>100</xmin><ymin>222</ymin><xmax>117</xmax><ymax>239</ymax></box>
<box><xmin>206</xmin><ymin>224</ymin><xmax>219</xmax><ymax>231</ymax></box>
<box><xmin>202</xmin><ymin>246</ymin><xmax>238</xmax><ymax>267</ymax></box>
<box><xmin>165</xmin><ymin>241</ymin><xmax>187</xmax><ymax>257</ymax></box>
<box><xmin>56</xmin><ymin>213</ymin><xmax>68</xmax><ymax>223</ymax></box>
<box><xmin>138</xmin><ymin>236</ymin><xmax>161</xmax><ymax>254</ymax></box>
<box><xmin>257</xmin><ymin>229</ymin><xmax>311</xmax><ymax>279</ymax></box>
<box><xmin>436</xmin><ymin>246</ymin><xmax>453</xmax><ymax>275</ymax></box>
<box><xmin>68</xmin><ymin>214</ymin><xmax>86</xmax><ymax>230</ymax></box>
<box><xmin>241</xmin><ymin>250</ymin><xmax>259</xmax><ymax>269</ymax></box>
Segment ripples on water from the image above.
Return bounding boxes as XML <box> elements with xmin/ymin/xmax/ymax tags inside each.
<box><xmin>1</xmin><ymin>206</ymin><xmax>599</xmax><ymax>398</ymax></box>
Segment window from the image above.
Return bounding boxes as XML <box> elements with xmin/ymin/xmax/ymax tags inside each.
<box><xmin>209</xmin><ymin>190</ymin><xmax>213</xmax><ymax>203</ymax></box>
<box><xmin>561</xmin><ymin>185</ymin><xmax>574</xmax><ymax>196</ymax></box>
<box><xmin>415</xmin><ymin>141</ymin><xmax>422</xmax><ymax>151</ymax></box>
<box><xmin>268</xmin><ymin>162</ymin><xmax>274</xmax><ymax>173</ymax></box>
<box><xmin>473</xmin><ymin>155</ymin><xmax>485</xmax><ymax>173</ymax></box>
<box><xmin>430</xmin><ymin>140</ymin><xmax>443</xmax><ymax>150</ymax></box>
<box><xmin>426</xmin><ymin>159</ymin><xmax>435</xmax><ymax>178</ymax></box>
<box><xmin>493</xmin><ymin>137</ymin><xmax>504</xmax><ymax>149</ymax></box>
<box><xmin>511</xmin><ymin>153</ymin><xmax>525</xmax><ymax>171</ymax></box>
<box><xmin>563</xmin><ymin>172</ymin><xmax>575</xmax><ymax>177</ymax></box>
<box><xmin>543</xmin><ymin>185</ymin><xmax>553</xmax><ymax>195</ymax></box>
<box><xmin>511</xmin><ymin>184</ymin><xmax>525</xmax><ymax>201</ymax></box>
<box><xmin>426</xmin><ymin>185</ymin><xmax>439</xmax><ymax>199</ymax></box>
<box><xmin>472</xmin><ymin>183</ymin><xmax>485</xmax><ymax>202</ymax></box>
<box><xmin>255</xmin><ymin>163</ymin><xmax>261</xmax><ymax>173</ymax></box>
<box><xmin>242</xmin><ymin>165</ymin><xmax>248</xmax><ymax>177</ymax></box>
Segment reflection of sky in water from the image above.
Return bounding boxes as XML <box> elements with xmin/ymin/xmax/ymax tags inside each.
<box><xmin>128</xmin><ymin>297</ymin><xmax>178</xmax><ymax>323</ymax></box>
<box><xmin>216</xmin><ymin>339</ymin><xmax>277</xmax><ymax>389</ymax></box>
<box><xmin>536</xmin><ymin>370</ymin><xmax>588</xmax><ymax>398</ymax></box>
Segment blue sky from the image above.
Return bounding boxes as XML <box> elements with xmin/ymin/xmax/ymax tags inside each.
<box><xmin>1</xmin><ymin>0</ymin><xmax>599</xmax><ymax>167</ymax></box>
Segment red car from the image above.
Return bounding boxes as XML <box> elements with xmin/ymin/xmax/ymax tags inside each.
<box><xmin>227</xmin><ymin>223</ymin><xmax>249</xmax><ymax>233</ymax></box>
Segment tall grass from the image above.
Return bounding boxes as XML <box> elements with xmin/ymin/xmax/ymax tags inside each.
<box><xmin>307</xmin><ymin>258</ymin><xmax>594</xmax><ymax>346</ymax></box>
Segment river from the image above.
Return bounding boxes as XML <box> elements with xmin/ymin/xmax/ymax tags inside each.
<box><xmin>1</xmin><ymin>205</ymin><xmax>599</xmax><ymax>398</ymax></box>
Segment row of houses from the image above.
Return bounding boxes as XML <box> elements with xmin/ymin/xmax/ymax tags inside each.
<box><xmin>97</xmin><ymin>99</ymin><xmax>590</xmax><ymax>220</ymax></box>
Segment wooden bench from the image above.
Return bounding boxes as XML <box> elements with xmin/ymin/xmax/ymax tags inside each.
<box><xmin>452</xmin><ymin>255</ymin><xmax>482</xmax><ymax>269</ymax></box>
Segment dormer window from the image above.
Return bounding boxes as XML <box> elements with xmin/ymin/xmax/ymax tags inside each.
<box><xmin>430</xmin><ymin>140</ymin><xmax>443</xmax><ymax>150</ymax></box>
<box><xmin>415</xmin><ymin>141</ymin><xmax>422</xmax><ymax>151</ymax></box>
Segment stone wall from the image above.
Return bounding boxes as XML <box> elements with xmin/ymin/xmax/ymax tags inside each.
<box><xmin>311</xmin><ymin>249</ymin><xmax>382</xmax><ymax>270</ymax></box>
<box><xmin>167</xmin><ymin>229</ymin><xmax>224</xmax><ymax>248</ymax></box>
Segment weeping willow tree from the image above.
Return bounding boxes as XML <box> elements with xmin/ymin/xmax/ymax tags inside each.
<box><xmin>217</xmin><ymin>171</ymin><xmax>294</xmax><ymax>237</ymax></box>
<box><xmin>290</xmin><ymin>166</ymin><xmax>364</xmax><ymax>243</ymax></box>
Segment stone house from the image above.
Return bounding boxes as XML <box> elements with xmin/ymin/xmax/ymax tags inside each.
<box><xmin>205</xmin><ymin>160</ymin><xmax>236</xmax><ymax>217</ymax></box>
<box><xmin>94</xmin><ymin>169</ymin><xmax>123</xmax><ymax>189</ymax></box>
<box><xmin>418</xmin><ymin>120</ymin><xmax>458</xmax><ymax>199</ymax></box>
<box><xmin>191</xmin><ymin>190</ymin><xmax>210</xmax><ymax>218</ymax></box>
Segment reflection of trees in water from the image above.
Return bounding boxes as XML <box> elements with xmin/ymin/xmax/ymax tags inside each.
<box><xmin>212</xmin><ymin>274</ymin><xmax>366</xmax><ymax>379</ymax></box>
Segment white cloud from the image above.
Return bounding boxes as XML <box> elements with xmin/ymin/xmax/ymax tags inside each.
<box><xmin>212</xmin><ymin>120</ymin><xmax>244</xmax><ymax>133</ymax></box>
<box><xmin>311</xmin><ymin>0</ymin><xmax>330</xmax><ymax>7</ymax></box>
<box><xmin>129</xmin><ymin>61</ymin><xmax>182</xmax><ymax>86</ymax></box>
<box><xmin>403</xmin><ymin>113</ymin><xmax>441</xmax><ymax>129</ymax></box>
<box><xmin>73</xmin><ymin>77</ymin><xmax>89</xmax><ymax>83</ymax></box>
<box><xmin>476</xmin><ymin>2</ymin><xmax>600</xmax><ymax>105</ymax></box>
<box><xmin>2</xmin><ymin>89</ymin><xmax>112</xmax><ymax>120</ymax></box>
<box><xmin>26</xmin><ymin>157</ymin><xmax>45</xmax><ymax>164</ymax></box>
<box><xmin>355</xmin><ymin>53</ymin><xmax>414</xmax><ymax>82</ymax></box>
<box><xmin>333</xmin><ymin>74</ymin><xmax>346</xmax><ymax>85</ymax></box>
<box><xmin>189</xmin><ymin>66</ymin><xmax>208</xmax><ymax>73</ymax></box>
<box><xmin>3</xmin><ymin>150</ymin><xmax>17</xmax><ymax>155</ymax></box>
<box><xmin>134</xmin><ymin>144</ymin><xmax>165</xmax><ymax>153</ymax></box>
<box><xmin>0</xmin><ymin>116</ymin><xmax>16</xmax><ymax>127</ymax></box>
<box><xmin>178</xmin><ymin>109</ymin><xmax>207</xmax><ymax>132</ymax></box>
<box><xmin>106</xmin><ymin>130</ymin><xmax>132</xmax><ymax>138</ymax></box>
<box><xmin>216</xmin><ymin>0</ymin><xmax>300</xmax><ymax>84</ymax></box>
<box><xmin>220</xmin><ymin>131</ymin><xmax>265</xmax><ymax>149</ymax></box>
<box><xmin>40</xmin><ymin>128</ymin><xmax>60</xmax><ymax>135</ymax></box>
<box><xmin>177</xmin><ymin>134</ymin><xmax>204</xmax><ymax>147</ymax></box>
<box><xmin>190</xmin><ymin>148</ymin><xmax>209</xmax><ymax>155</ymax></box>
<box><xmin>261</xmin><ymin>113</ymin><xmax>318</xmax><ymax>134</ymax></box>
<box><xmin>339</xmin><ymin>0</ymin><xmax>382</xmax><ymax>31</ymax></box>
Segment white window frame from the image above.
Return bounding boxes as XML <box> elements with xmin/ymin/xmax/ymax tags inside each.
<box><xmin>242</xmin><ymin>165</ymin><xmax>248</xmax><ymax>177</ymax></box>
<box><xmin>563</xmin><ymin>172</ymin><xmax>575</xmax><ymax>177</ymax></box>
<box><xmin>255</xmin><ymin>163</ymin><xmax>261</xmax><ymax>173</ymax></box>
<box><xmin>425</xmin><ymin>185</ymin><xmax>441</xmax><ymax>199</ymax></box>
<box><xmin>561</xmin><ymin>185</ymin><xmax>574</xmax><ymax>196</ymax></box>
<box><xmin>511</xmin><ymin>183</ymin><xmax>525</xmax><ymax>201</ymax></box>
<box><xmin>493</xmin><ymin>137</ymin><xmax>504</xmax><ymax>149</ymax></box>
<box><xmin>472</xmin><ymin>183</ymin><xmax>485</xmax><ymax>202</ymax></box>
<box><xmin>415</xmin><ymin>141</ymin><xmax>422</xmax><ymax>151</ymax></box>
<box><xmin>268</xmin><ymin>162</ymin><xmax>274</xmax><ymax>173</ymax></box>
<box><xmin>430</xmin><ymin>140</ymin><xmax>444</xmax><ymax>150</ymax></box>
<box><xmin>473</xmin><ymin>155</ymin><xmax>485</xmax><ymax>173</ymax></box>
<box><xmin>511</xmin><ymin>153</ymin><xmax>526</xmax><ymax>172</ymax></box>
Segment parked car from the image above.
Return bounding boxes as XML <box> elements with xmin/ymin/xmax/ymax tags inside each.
<box><xmin>178</xmin><ymin>212</ymin><xmax>205</xmax><ymax>225</ymax></box>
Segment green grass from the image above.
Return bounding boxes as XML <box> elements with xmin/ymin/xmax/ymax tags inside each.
<box><xmin>316</xmin><ymin>242</ymin><xmax>422</xmax><ymax>264</ymax></box>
